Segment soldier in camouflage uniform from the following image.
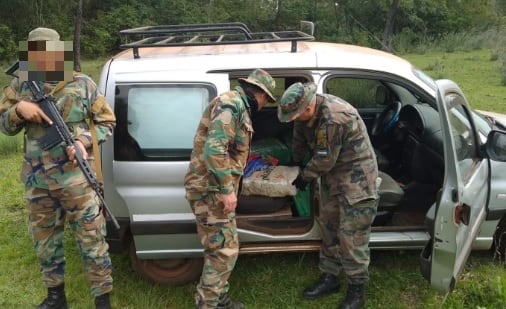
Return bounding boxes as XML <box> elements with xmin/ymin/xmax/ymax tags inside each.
<box><xmin>184</xmin><ymin>69</ymin><xmax>276</xmax><ymax>309</ymax></box>
<box><xmin>0</xmin><ymin>28</ymin><xmax>115</xmax><ymax>309</ymax></box>
<box><xmin>278</xmin><ymin>82</ymin><xmax>378</xmax><ymax>309</ymax></box>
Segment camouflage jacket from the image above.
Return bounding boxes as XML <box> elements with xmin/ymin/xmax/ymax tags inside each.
<box><xmin>293</xmin><ymin>94</ymin><xmax>378</xmax><ymax>205</ymax></box>
<box><xmin>184</xmin><ymin>86</ymin><xmax>253</xmax><ymax>198</ymax></box>
<box><xmin>0</xmin><ymin>73</ymin><xmax>116</xmax><ymax>189</ymax></box>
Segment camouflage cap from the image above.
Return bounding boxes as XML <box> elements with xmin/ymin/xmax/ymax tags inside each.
<box><xmin>239</xmin><ymin>69</ymin><xmax>276</xmax><ymax>102</ymax></box>
<box><xmin>28</xmin><ymin>27</ymin><xmax>60</xmax><ymax>41</ymax></box>
<box><xmin>278</xmin><ymin>82</ymin><xmax>317</xmax><ymax>123</ymax></box>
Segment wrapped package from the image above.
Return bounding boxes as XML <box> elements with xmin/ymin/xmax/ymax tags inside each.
<box><xmin>241</xmin><ymin>166</ymin><xmax>299</xmax><ymax>197</ymax></box>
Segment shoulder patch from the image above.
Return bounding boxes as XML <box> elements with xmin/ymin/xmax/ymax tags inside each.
<box><xmin>315</xmin><ymin>124</ymin><xmax>329</xmax><ymax>157</ymax></box>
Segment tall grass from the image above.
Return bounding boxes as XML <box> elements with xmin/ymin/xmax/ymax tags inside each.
<box><xmin>393</xmin><ymin>27</ymin><xmax>506</xmax><ymax>87</ymax></box>
<box><xmin>0</xmin><ymin>134</ymin><xmax>22</xmax><ymax>155</ymax></box>
<box><xmin>393</xmin><ymin>27</ymin><xmax>506</xmax><ymax>54</ymax></box>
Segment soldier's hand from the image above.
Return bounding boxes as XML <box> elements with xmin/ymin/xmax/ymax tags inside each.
<box><xmin>292</xmin><ymin>173</ymin><xmax>308</xmax><ymax>191</ymax></box>
<box><xmin>66</xmin><ymin>140</ymin><xmax>87</xmax><ymax>166</ymax></box>
<box><xmin>15</xmin><ymin>100</ymin><xmax>53</xmax><ymax>125</ymax></box>
<box><xmin>217</xmin><ymin>192</ymin><xmax>237</xmax><ymax>214</ymax></box>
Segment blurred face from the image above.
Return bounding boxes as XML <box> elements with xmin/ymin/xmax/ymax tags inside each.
<box><xmin>28</xmin><ymin>50</ymin><xmax>65</xmax><ymax>71</ymax></box>
<box><xmin>254</xmin><ymin>91</ymin><xmax>270</xmax><ymax>111</ymax></box>
<box><xmin>18</xmin><ymin>40</ymin><xmax>73</xmax><ymax>81</ymax></box>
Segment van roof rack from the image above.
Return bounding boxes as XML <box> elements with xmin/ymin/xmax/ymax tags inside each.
<box><xmin>119</xmin><ymin>22</ymin><xmax>314</xmax><ymax>58</ymax></box>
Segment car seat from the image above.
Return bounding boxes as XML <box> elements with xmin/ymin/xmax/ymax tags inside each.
<box><xmin>374</xmin><ymin>171</ymin><xmax>404</xmax><ymax>225</ymax></box>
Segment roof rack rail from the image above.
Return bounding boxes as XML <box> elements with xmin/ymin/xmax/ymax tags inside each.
<box><xmin>119</xmin><ymin>22</ymin><xmax>314</xmax><ymax>58</ymax></box>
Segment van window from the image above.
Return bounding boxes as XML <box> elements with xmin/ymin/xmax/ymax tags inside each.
<box><xmin>324</xmin><ymin>77</ymin><xmax>386</xmax><ymax>109</ymax></box>
<box><xmin>114</xmin><ymin>84</ymin><xmax>216</xmax><ymax>161</ymax></box>
<box><xmin>447</xmin><ymin>96</ymin><xmax>478</xmax><ymax>176</ymax></box>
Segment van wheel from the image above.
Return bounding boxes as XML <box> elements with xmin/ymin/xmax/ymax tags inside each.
<box><xmin>129</xmin><ymin>243</ymin><xmax>203</xmax><ymax>285</ymax></box>
<box><xmin>493</xmin><ymin>216</ymin><xmax>506</xmax><ymax>262</ymax></box>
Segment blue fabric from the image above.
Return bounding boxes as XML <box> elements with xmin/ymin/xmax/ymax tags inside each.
<box><xmin>244</xmin><ymin>156</ymin><xmax>271</xmax><ymax>178</ymax></box>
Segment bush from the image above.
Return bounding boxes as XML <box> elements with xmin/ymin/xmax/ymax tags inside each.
<box><xmin>0</xmin><ymin>24</ymin><xmax>16</xmax><ymax>61</ymax></box>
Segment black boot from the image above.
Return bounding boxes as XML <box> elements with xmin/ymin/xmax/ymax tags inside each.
<box><xmin>216</xmin><ymin>294</ymin><xmax>244</xmax><ymax>309</ymax></box>
<box><xmin>95</xmin><ymin>293</ymin><xmax>111</xmax><ymax>309</ymax></box>
<box><xmin>338</xmin><ymin>284</ymin><xmax>365</xmax><ymax>309</ymax></box>
<box><xmin>37</xmin><ymin>284</ymin><xmax>68</xmax><ymax>309</ymax></box>
<box><xmin>302</xmin><ymin>273</ymin><xmax>340</xmax><ymax>300</ymax></box>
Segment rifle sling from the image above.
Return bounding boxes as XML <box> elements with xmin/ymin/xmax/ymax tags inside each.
<box><xmin>50</xmin><ymin>79</ymin><xmax>103</xmax><ymax>183</ymax></box>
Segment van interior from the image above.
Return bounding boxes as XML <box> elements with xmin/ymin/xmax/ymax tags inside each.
<box><xmin>233</xmin><ymin>73</ymin><xmax>443</xmax><ymax>236</ymax></box>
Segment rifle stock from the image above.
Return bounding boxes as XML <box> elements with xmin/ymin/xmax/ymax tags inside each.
<box><xmin>5</xmin><ymin>61</ymin><xmax>120</xmax><ymax>229</ymax></box>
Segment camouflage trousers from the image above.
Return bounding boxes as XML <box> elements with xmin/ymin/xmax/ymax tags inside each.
<box><xmin>188</xmin><ymin>193</ymin><xmax>239</xmax><ymax>309</ymax></box>
<box><xmin>26</xmin><ymin>184</ymin><xmax>113</xmax><ymax>297</ymax></box>
<box><xmin>317</xmin><ymin>192</ymin><xmax>378</xmax><ymax>285</ymax></box>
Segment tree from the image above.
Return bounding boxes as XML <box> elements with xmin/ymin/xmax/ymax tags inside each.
<box><xmin>74</xmin><ymin>0</ymin><xmax>83</xmax><ymax>72</ymax></box>
<box><xmin>382</xmin><ymin>0</ymin><xmax>400</xmax><ymax>52</ymax></box>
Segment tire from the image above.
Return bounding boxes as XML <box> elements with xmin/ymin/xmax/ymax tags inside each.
<box><xmin>493</xmin><ymin>216</ymin><xmax>506</xmax><ymax>263</ymax></box>
<box><xmin>129</xmin><ymin>243</ymin><xmax>203</xmax><ymax>285</ymax></box>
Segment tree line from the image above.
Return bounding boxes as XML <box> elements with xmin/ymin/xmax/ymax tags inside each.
<box><xmin>1</xmin><ymin>0</ymin><xmax>505</xmax><ymax>64</ymax></box>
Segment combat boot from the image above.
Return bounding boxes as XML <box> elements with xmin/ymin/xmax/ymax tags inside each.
<box><xmin>338</xmin><ymin>284</ymin><xmax>365</xmax><ymax>309</ymax></box>
<box><xmin>37</xmin><ymin>284</ymin><xmax>68</xmax><ymax>309</ymax></box>
<box><xmin>302</xmin><ymin>273</ymin><xmax>340</xmax><ymax>299</ymax></box>
<box><xmin>95</xmin><ymin>293</ymin><xmax>111</xmax><ymax>309</ymax></box>
<box><xmin>216</xmin><ymin>294</ymin><xmax>244</xmax><ymax>309</ymax></box>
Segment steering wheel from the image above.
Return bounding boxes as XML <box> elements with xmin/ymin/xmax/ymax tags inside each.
<box><xmin>371</xmin><ymin>101</ymin><xmax>402</xmax><ymax>137</ymax></box>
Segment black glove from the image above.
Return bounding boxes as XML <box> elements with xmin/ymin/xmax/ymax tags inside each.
<box><xmin>292</xmin><ymin>174</ymin><xmax>308</xmax><ymax>191</ymax></box>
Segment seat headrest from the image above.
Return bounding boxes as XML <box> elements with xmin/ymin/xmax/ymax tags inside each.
<box><xmin>375</xmin><ymin>85</ymin><xmax>388</xmax><ymax>105</ymax></box>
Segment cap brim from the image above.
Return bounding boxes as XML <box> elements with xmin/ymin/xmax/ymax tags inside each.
<box><xmin>239</xmin><ymin>78</ymin><xmax>276</xmax><ymax>102</ymax></box>
<box><xmin>277</xmin><ymin>84</ymin><xmax>316</xmax><ymax>122</ymax></box>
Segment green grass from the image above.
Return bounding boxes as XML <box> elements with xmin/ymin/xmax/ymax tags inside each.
<box><xmin>1</xmin><ymin>50</ymin><xmax>506</xmax><ymax>308</ymax></box>
<box><xmin>404</xmin><ymin>49</ymin><xmax>506</xmax><ymax>114</ymax></box>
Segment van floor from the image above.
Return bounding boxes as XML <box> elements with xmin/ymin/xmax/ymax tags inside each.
<box><xmin>236</xmin><ymin>204</ymin><xmax>313</xmax><ymax>235</ymax></box>
<box><xmin>390</xmin><ymin>181</ymin><xmax>439</xmax><ymax>226</ymax></box>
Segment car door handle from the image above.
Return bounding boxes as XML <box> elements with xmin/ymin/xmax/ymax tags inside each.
<box><xmin>454</xmin><ymin>203</ymin><xmax>471</xmax><ymax>225</ymax></box>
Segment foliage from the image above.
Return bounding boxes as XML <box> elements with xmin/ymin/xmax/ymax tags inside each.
<box><xmin>0</xmin><ymin>24</ymin><xmax>16</xmax><ymax>61</ymax></box>
<box><xmin>0</xmin><ymin>0</ymin><xmax>504</xmax><ymax>59</ymax></box>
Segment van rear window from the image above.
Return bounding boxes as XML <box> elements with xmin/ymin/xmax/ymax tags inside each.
<box><xmin>114</xmin><ymin>83</ymin><xmax>216</xmax><ymax>161</ymax></box>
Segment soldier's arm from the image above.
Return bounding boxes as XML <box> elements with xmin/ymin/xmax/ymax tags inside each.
<box><xmin>204</xmin><ymin>101</ymin><xmax>237</xmax><ymax>194</ymax></box>
<box><xmin>0</xmin><ymin>80</ymin><xmax>25</xmax><ymax>136</ymax></box>
<box><xmin>303</xmin><ymin>122</ymin><xmax>342</xmax><ymax>180</ymax></box>
<box><xmin>75</xmin><ymin>77</ymin><xmax>116</xmax><ymax>148</ymax></box>
<box><xmin>292</xmin><ymin>121</ymin><xmax>310</xmax><ymax>163</ymax></box>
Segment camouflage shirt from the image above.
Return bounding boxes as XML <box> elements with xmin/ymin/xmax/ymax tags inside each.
<box><xmin>0</xmin><ymin>73</ymin><xmax>116</xmax><ymax>189</ymax></box>
<box><xmin>184</xmin><ymin>86</ymin><xmax>253</xmax><ymax>198</ymax></box>
<box><xmin>293</xmin><ymin>94</ymin><xmax>378</xmax><ymax>205</ymax></box>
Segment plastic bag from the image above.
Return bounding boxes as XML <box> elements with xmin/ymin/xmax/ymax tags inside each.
<box><xmin>242</xmin><ymin>165</ymin><xmax>299</xmax><ymax>197</ymax></box>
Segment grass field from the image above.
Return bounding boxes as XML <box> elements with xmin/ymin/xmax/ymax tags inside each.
<box><xmin>1</xmin><ymin>49</ymin><xmax>506</xmax><ymax>308</ymax></box>
<box><xmin>404</xmin><ymin>49</ymin><xmax>506</xmax><ymax>114</ymax></box>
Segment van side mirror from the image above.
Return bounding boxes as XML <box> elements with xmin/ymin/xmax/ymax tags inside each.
<box><xmin>484</xmin><ymin>130</ymin><xmax>506</xmax><ymax>161</ymax></box>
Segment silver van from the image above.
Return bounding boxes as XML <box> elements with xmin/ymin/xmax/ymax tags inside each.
<box><xmin>98</xmin><ymin>22</ymin><xmax>506</xmax><ymax>293</ymax></box>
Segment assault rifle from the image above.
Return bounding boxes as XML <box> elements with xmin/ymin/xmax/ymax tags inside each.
<box><xmin>5</xmin><ymin>61</ymin><xmax>120</xmax><ymax>229</ymax></box>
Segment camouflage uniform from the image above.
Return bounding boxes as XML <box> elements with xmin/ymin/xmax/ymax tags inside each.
<box><xmin>0</xmin><ymin>73</ymin><xmax>116</xmax><ymax>297</ymax></box>
<box><xmin>289</xmin><ymin>91</ymin><xmax>378</xmax><ymax>284</ymax></box>
<box><xmin>184</xmin><ymin>84</ymin><xmax>252</xmax><ymax>308</ymax></box>
<box><xmin>185</xmin><ymin>68</ymin><xmax>275</xmax><ymax>309</ymax></box>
